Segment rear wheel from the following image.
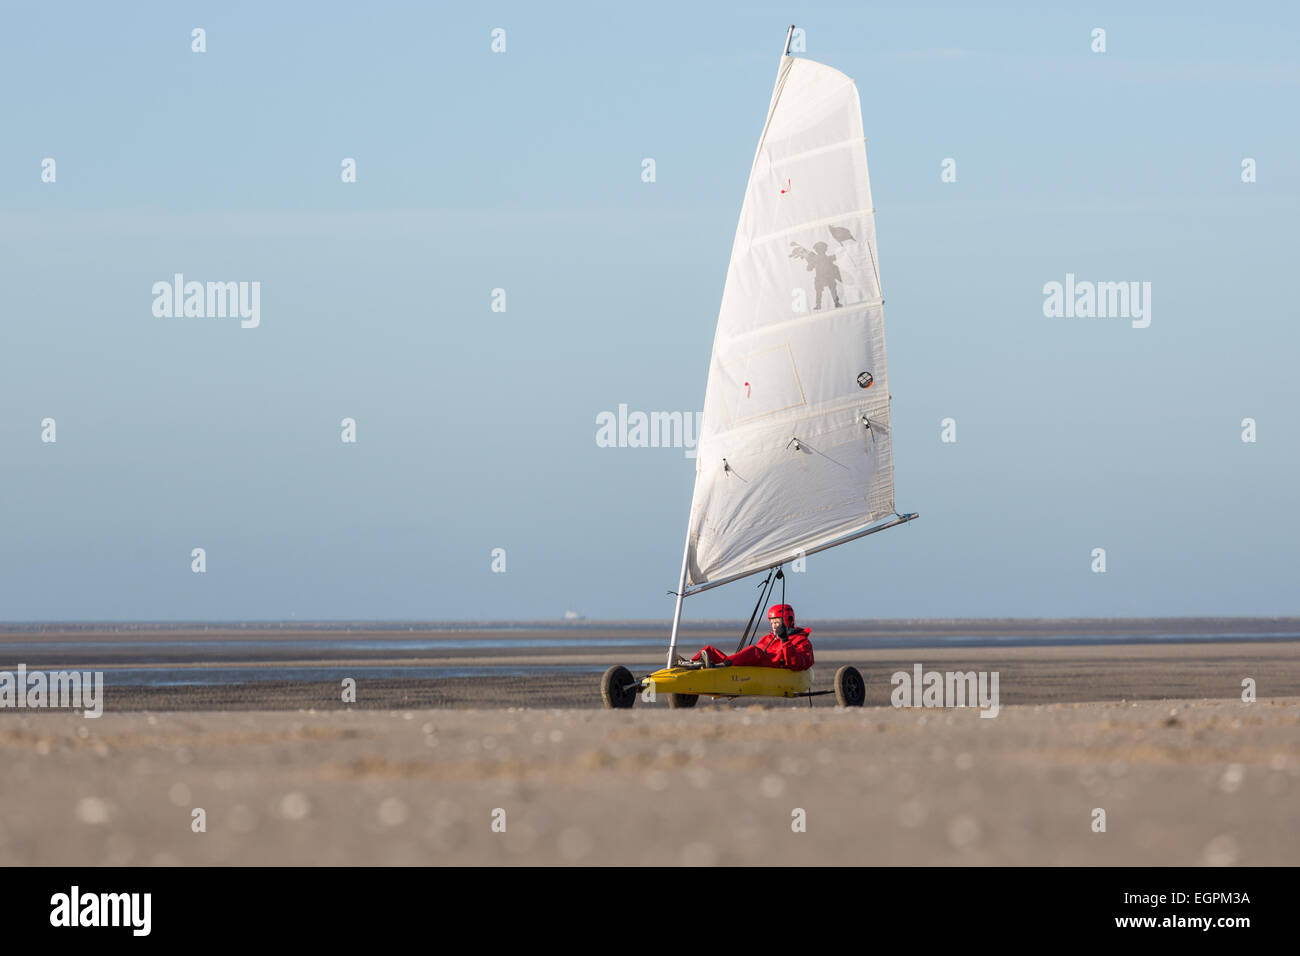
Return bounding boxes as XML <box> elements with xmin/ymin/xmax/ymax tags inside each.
<box><xmin>601</xmin><ymin>665</ymin><xmax>638</xmax><ymax>709</ymax></box>
<box><xmin>834</xmin><ymin>665</ymin><xmax>866</xmax><ymax>707</ymax></box>
<box><xmin>668</xmin><ymin>693</ymin><xmax>699</xmax><ymax>709</ymax></box>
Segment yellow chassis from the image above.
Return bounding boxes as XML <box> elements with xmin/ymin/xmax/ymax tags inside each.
<box><xmin>641</xmin><ymin>665</ymin><xmax>814</xmax><ymax>699</ymax></box>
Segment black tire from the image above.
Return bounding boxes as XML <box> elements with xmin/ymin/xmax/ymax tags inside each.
<box><xmin>834</xmin><ymin>665</ymin><xmax>866</xmax><ymax>707</ymax></box>
<box><xmin>668</xmin><ymin>693</ymin><xmax>699</xmax><ymax>709</ymax></box>
<box><xmin>601</xmin><ymin>665</ymin><xmax>638</xmax><ymax>709</ymax></box>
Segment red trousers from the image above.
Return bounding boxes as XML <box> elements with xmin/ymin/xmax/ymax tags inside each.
<box><xmin>692</xmin><ymin>644</ymin><xmax>768</xmax><ymax>667</ymax></box>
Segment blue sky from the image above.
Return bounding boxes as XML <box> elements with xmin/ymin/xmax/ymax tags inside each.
<box><xmin>2</xmin><ymin>2</ymin><xmax>1297</xmax><ymax>620</ymax></box>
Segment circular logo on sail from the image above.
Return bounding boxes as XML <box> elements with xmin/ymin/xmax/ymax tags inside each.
<box><xmin>857</xmin><ymin>371</ymin><xmax>874</xmax><ymax>389</ymax></box>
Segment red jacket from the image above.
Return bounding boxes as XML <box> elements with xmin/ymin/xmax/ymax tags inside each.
<box><xmin>758</xmin><ymin>627</ymin><xmax>814</xmax><ymax>670</ymax></box>
<box><xmin>693</xmin><ymin>627</ymin><xmax>815</xmax><ymax>671</ymax></box>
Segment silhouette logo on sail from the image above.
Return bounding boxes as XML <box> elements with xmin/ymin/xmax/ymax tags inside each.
<box><xmin>790</xmin><ymin>239</ymin><xmax>842</xmax><ymax>309</ymax></box>
<box><xmin>790</xmin><ymin>224</ymin><xmax>873</xmax><ymax>312</ymax></box>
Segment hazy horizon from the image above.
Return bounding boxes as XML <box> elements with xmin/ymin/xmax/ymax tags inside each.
<box><xmin>3</xmin><ymin>615</ymin><xmax>1298</xmax><ymax>628</ymax></box>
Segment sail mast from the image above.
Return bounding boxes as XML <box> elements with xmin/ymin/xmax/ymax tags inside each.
<box><xmin>665</xmin><ymin>25</ymin><xmax>798</xmax><ymax>667</ymax></box>
<box><xmin>665</xmin><ymin>535</ymin><xmax>691</xmax><ymax>667</ymax></box>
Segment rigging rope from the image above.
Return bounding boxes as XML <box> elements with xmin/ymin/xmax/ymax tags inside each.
<box><xmin>735</xmin><ymin>570</ymin><xmax>775</xmax><ymax>653</ymax></box>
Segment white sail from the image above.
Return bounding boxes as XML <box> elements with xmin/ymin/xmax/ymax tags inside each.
<box><xmin>685</xmin><ymin>53</ymin><xmax>894</xmax><ymax>588</ymax></box>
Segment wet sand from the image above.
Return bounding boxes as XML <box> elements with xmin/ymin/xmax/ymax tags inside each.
<box><xmin>10</xmin><ymin>640</ymin><xmax>1298</xmax><ymax>710</ymax></box>
<box><xmin>3</xmin><ymin>619</ymin><xmax>1298</xmax><ymax>711</ymax></box>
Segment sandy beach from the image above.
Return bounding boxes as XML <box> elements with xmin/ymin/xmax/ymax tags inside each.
<box><xmin>1</xmin><ymin>623</ymin><xmax>1296</xmax><ymax>865</ymax></box>
<box><xmin>2</xmin><ymin>697</ymin><xmax>1296</xmax><ymax>866</ymax></box>
<box><xmin>1</xmin><ymin>625</ymin><xmax>1298</xmax><ymax>866</ymax></box>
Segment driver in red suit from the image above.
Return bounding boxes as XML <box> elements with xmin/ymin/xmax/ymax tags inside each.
<box><xmin>683</xmin><ymin>604</ymin><xmax>814</xmax><ymax>671</ymax></box>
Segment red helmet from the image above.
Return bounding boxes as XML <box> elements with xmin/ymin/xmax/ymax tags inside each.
<box><xmin>767</xmin><ymin>604</ymin><xmax>795</xmax><ymax>628</ymax></box>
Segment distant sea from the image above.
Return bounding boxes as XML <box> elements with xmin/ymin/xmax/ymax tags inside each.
<box><xmin>2</xmin><ymin>619</ymin><xmax>1296</xmax><ymax>689</ymax></box>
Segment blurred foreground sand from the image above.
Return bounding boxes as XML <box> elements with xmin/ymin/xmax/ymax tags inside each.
<box><xmin>2</xmin><ymin>696</ymin><xmax>1296</xmax><ymax>865</ymax></box>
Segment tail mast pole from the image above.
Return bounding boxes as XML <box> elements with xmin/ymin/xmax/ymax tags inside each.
<box><xmin>783</xmin><ymin>24</ymin><xmax>795</xmax><ymax>56</ymax></box>
<box><xmin>665</xmin><ymin>533</ymin><xmax>691</xmax><ymax>667</ymax></box>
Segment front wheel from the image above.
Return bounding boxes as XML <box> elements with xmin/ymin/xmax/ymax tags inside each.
<box><xmin>668</xmin><ymin>693</ymin><xmax>698</xmax><ymax>709</ymax></box>
<box><xmin>601</xmin><ymin>665</ymin><xmax>638</xmax><ymax>709</ymax></box>
<box><xmin>834</xmin><ymin>665</ymin><xmax>866</xmax><ymax>707</ymax></box>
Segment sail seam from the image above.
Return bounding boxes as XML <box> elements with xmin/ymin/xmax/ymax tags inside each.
<box><xmin>700</xmin><ymin>499</ymin><xmax>871</xmax><ymax>543</ymax></box>
<box><xmin>749</xmin><ymin>206</ymin><xmax>878</xmax><ymax>248</ymax></box>
<box><xmin>696</xmin><ymin>394</ymin><xmax>891</xmax><ymax>453</ymax></box>
<box><xmin>716</xmin><ymin>298</ymin><xmax>884</xmax><ymax>347</ymax></box>
<box><xmin>765</xmin><ymin>135</ymin><xmax>868</xmax><ymax>169</ymax></box>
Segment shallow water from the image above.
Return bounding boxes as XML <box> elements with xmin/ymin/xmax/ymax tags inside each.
<box><xmin>3</xmin><ymin>629</ymin><xmax>1296</xmax><ymax>687</ymax></box>
<box><xmin>91</xmin><ymin>664</ymin><xmax>610</xmax><ymax>688</ymax></box>
<box><xmin>0</xmin><ymin>637</ymin><xmax>656</xmax><ymax>653</ymax></box>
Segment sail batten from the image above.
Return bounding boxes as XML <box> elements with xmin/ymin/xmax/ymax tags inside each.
<box><xmin>683</xmin><ymin>52</ymin><xmax>895</xmax><ymax>588</ymax></box>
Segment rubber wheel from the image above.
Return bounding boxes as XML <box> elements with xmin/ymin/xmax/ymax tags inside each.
<box><xmin>601</xmin><ymin>665</ymin><xmax>638</xmax><ymax>709</ymax></box>
<box><xmin>668</xmin><ymin>693</ymin><xmax>699</xmax><ymax>709</ymax></box>
<box><xmin>834</xmin><ymin>665</ymin><xmax>866</xmax><ymax>707</ymax></box>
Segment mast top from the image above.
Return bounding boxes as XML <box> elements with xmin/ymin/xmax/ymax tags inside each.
<box><xmin>783</xmin><ymin>24</ymin><xmax>795</xmax><ymax>56</ymax></box>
